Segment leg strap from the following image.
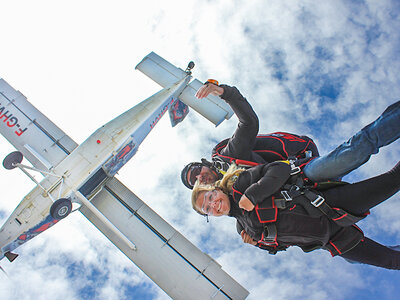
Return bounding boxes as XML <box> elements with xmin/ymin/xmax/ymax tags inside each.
<box><xmin>262</xmin><ymin>223</ymin><xmax>277</xmax><ymax>244</ymax></box>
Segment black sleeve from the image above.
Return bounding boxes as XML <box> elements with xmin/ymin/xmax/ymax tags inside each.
<box><xmin>241</xmin><ymin>162</ymin><xmax>291</xmax><ymax>206</ymax></box>
<box><xmin>236</xmin><ymin>220</ymin><xmax>244</xmax><ymax>234</ymax></box>
<box><xmin>236</xmin><ymin>220</ymin><xmax>265</xmax><ymax>250</ymax></box>
<box><xmin>218</xmin><ymin>85</ymin><xmax>260</xmax><ymax>161</ymax></box>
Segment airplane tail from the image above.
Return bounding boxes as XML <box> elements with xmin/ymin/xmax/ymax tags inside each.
<box><xmin>135</xmin><ymin>52</ymin><xmax>234</xmax><ymax>126</ymax></box>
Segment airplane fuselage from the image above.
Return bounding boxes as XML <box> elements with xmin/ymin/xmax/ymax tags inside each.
<box><xmin>0</xmin><ymin>75</ymin><xmax>191</xmax><ymax>257</ymax></box>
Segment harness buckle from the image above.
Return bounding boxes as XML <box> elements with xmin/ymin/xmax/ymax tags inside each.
<box><xmin>281</xmin><ymin>190</ymin><xmax>292</xmax><ymax>201</ymax></box>
<box><xmin>311</xmin><ymin>195</ymin><xmax>325</xmax><ymax>207</ymax></box>
<box><xmin>290</xmin><ymin>166</ymin><xmax>301</xmax><ymax>175</ymax></box>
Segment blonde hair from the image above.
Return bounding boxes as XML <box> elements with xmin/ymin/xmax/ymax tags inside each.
<box><xmin>217</xmin><ymin>163</ymin><xmax>245</xmax><ymax>193</ymax></box>
<box><xmin>191</xmin><ymin>163</ymin><xmax>245</xmax><ymax>216</ymax></box>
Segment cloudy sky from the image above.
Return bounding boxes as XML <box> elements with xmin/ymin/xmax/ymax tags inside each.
<box><xmin>0</xmin><ymin>0</ymin><xmax>400</xmax><ymax>299</ymax></box>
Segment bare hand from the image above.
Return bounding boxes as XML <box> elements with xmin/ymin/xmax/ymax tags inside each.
<box><xmin>195</xmin><ymin>83</ymin><xmax>224</xmax><ymax>99</ymax></box>
<box><xmin>239</xmin><ymin>195</ymin><xmax>255</xmax><ymax>211</ymax></box>
<box><xmin>240</xmin><ymin>230</ymin><xmax>257</xmax><ymax>245</ymax></box>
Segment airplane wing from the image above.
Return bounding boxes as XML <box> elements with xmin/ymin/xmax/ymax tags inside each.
<box><xmin>80</xmin><ymin>177</ymin><xmax>249</xmax><ymax>300</ymax></box>
<box><xmin>0</xmin><ymin>78</ymin><xmax>77</xmax><ymax>171</ymax></box>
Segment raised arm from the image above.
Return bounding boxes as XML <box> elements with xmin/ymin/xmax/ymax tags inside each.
<box><xmin>196</xmin><ymin>81</ymin><xmax>260</xmax><ymax>161</ymax></box>
<box><xmin>219</xmin><ymin>85</ymin><xmax>259</xmax><ymax>160</ymax></box>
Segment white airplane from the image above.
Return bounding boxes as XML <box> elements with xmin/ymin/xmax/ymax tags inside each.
<box><xmin>0</xmin><ymin>52</ymin><xmax>249</xmax><ymax>300</ymax></box>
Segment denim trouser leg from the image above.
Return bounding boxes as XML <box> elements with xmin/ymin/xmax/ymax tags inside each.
<box><xmin>304</xmin><ymin>101</ymin><xmax>400</xmax><ymax>182</ymax></box>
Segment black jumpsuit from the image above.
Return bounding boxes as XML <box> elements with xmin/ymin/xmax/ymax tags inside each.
<box><xmin>229</xmin><ymin>161</ymin><xmax>400</xmax><ymax>269</ymax></box>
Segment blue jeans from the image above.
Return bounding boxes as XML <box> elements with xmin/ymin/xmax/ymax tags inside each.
<box><xmin>303</xmin><ymin>101</ymin><xmax>400</xmax><ymax>182</ymax></box>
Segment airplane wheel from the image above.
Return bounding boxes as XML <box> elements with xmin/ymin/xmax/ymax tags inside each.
<box><xmin>3</xmin><ymin>151</ymin><xmax>23</xmax><ymax>170</ymax></box>
<box><xmin>50</xmin><ymin>198</ymin><xmax>72</xmax><ymax>220</ymax></box>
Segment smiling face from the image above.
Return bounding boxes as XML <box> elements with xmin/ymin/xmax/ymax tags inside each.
<box><xmin>187</xmin><ymin>166</ymin><xmax>218</xmax><ymax>186</ymax></box>
<box><xmin>195</xmin><ymin>189</ymin><xmax>230</xmax><ymax>217</ymax></box>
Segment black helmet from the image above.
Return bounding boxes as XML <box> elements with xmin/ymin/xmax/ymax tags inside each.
<box><xmin>181</xmin><ymin>162</ymin><xmax>204</xmax><ymax>189</ymax></box>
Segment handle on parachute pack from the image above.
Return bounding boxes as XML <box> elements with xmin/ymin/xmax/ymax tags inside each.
<box><xmin>235</xmin><ymin>159</ymin><xmax>260</xmax><ymax>168</ymax></box>
<box><xmin>204</xmin><ymin>79</ymin><xmax>219</xmax><ymax>86</ymax></box>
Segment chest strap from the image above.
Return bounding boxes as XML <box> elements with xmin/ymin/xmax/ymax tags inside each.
<box><xmin>275</xmin><ymin>187</ymin><xmax>366</xmax><ymax>227</ymax></box>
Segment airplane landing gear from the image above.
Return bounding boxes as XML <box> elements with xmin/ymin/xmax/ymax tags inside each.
<box><xmin>2</xmin><ymin>151</ymin><xmax>23</xmax><ymax>170</ymax></box>
<box><xmin>50</xmin><ymin>198</ymin><xmax>72</xmax><ymax>220</ymax></box>
<box><xmin>3</xmin><ymin>151</ymin><xmax>72</xmax><ymax>220</ymax></box>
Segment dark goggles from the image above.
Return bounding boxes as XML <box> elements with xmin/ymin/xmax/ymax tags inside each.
<box><xmin>188</xmin><ymin>165</ymin><xmax>203</xmax><ymax>186</ymax></box>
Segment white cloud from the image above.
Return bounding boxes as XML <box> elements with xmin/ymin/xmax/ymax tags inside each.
<box><xmin>0</xmin><ymin>0</ymin><xmax>399</xmax><ymax>299</ymax></box>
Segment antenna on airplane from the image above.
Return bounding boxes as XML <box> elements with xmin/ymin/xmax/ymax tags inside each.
<box><xmin>185</xmin><ymin>61</ymin><xmax>195</xmax><ymax>74</ymax></box>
